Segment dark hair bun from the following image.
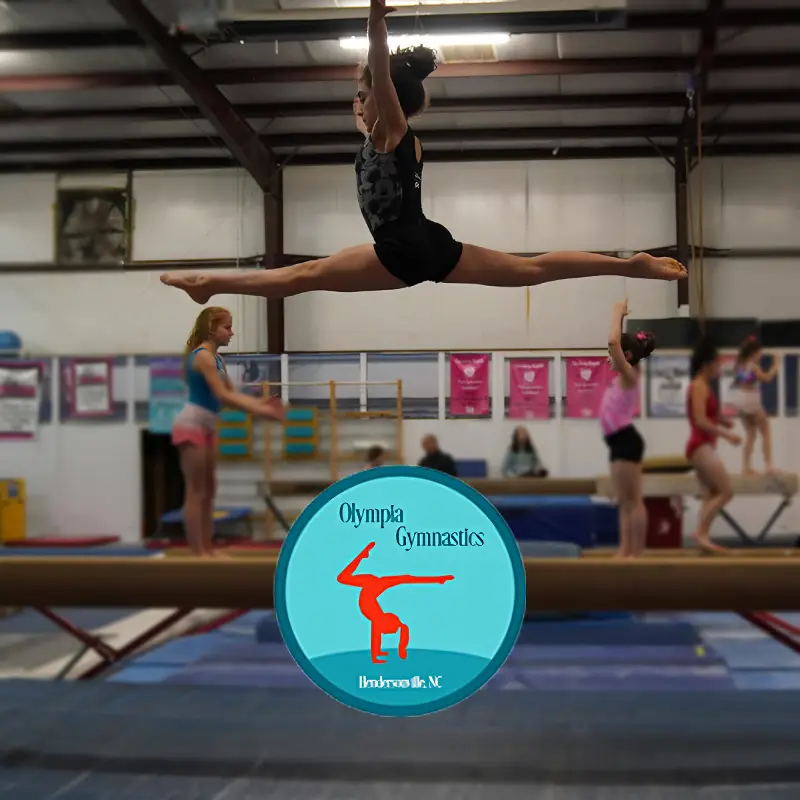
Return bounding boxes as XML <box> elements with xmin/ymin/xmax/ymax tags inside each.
<box><xmin>640</xmin><ymin>332</ymin><xmax>656</xmax><ymax>357</ymax></box>
<box><xmin>391</xmin><ymin>45</ymin><xmax>437</xmax><ymax>81</ymax></box>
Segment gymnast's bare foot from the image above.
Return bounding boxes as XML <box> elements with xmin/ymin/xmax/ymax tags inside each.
<box><xmin>629</xmin><ymin>253</ymin><xmax>688</xmax><ymax>281</ymax></box>
<box><xmin>692</xmin><ymin>533</ymin><xmax>727</xmax><ymax>554</ymax></box>
<box><xmin>161</xmin><ymin>273</ymin><xmax>214</xmax><ymax>304</ymax></box>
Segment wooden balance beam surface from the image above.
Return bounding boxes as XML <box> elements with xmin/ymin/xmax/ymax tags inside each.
<box><xmin>595</xmin><ymin>471</ymin><xmax>799</xmax><ymax>499</ymax></box>
<box><xmin>583</xmin><ymin>547</ymin><xmax>800</xmax><ymax>558</ymax></box>
<box><xmin>3</xmin><ymin>557</ymin><xmax>800</xmax><ymax>611</ymax></box>
<box><xmin>270</xmin><ymin>477</ymin><xmax>597</xmax><ymax>497</ymax></box>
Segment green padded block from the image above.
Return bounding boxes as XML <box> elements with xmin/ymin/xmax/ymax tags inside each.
<box><xmin>218</xmin><ymin>428</ymin><xmax>249</xmax><ymax>441</ymax></box>
<box><xmin>219</xmin><ymin>443</ymin><xmax>249</xmax><ymax>456</ymax></box>
<box><xmin>285</xmin><ymin>442</ymin><xmax>316</xmax><ymax>455</ymax></box>
<box><xmin>220</xmin><ymin>410</ymin><xmax>248</xmax><ymax>423</ymax></box>
<box><xmin>285</xmin><ymin>425</ymin><xmax>315</xmax><ymax>438</ymax></box>
<box><xmin>286</xmin><ymin>408</ymin><xmax>315</xmax><ymax>422</ymax></box>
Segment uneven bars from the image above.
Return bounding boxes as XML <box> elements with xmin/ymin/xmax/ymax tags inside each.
<box><xmin>3</xmin><ymin>557</ymin><xmax>800</xmax><ymax>611</ymax></box>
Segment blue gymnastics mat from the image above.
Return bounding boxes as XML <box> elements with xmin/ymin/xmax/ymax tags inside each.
<box><xmin>111</xmin><ymin>610</ymin><xmax>723</xmax><ymax>693</ymax></box>
<box><xmin>6</xmin><ymin>680</ymin><xmax>800</xmax><ymax>796</ymax></box>
<box><xmin>0</xmin><ymin>545</ymin><xmax>154</xmax><ymax>557</ymax></box>
<box><xmin>159</xmin><ymin>506</ymin><xmax>250</xmax><ymax>524</ymax></box>
<box><xmin>486</xmin><ymin>494</ymin><xmax>599</xmax><ymax>547</ymax></box>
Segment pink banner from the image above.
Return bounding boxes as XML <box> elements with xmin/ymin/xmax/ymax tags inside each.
<box><xmin>449</xmin><ymin>353</ymin><xmax>490</xmax><ymax>416</ymax></box>
<box><xmin>564</xmin><ymin>356</ymin><xmax>609</xmax><ymax>419</ymax></box>
<box><xmin>508</xmin><ymin>358</ymin><xmax>550</xmax><ymax>419</ymax></box>
<box><xmin>565</xmin><ymin>357</ymin><xmax>642</xmax><ymax>419</ymax></box>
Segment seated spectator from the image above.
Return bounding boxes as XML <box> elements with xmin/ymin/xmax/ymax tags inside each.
<box><xmin>418</xmin><ymin>434</ymin><xmax>458</xmax><ymax>476</ymax></box>
<box><xmin>502</xmin><ymin>426</ymin><xmax>549</xmax><ymax>478</ymax></box>
<box><xmin>365</xmin><ymin>445</ymin><xmax>386</xmax><ymax>469</ymax></box>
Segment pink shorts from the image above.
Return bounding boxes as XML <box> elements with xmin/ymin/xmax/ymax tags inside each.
<box><xmin>172</xmin><ymin>404</ymin><xmax>217</xmax><ymax>448</ymax></box>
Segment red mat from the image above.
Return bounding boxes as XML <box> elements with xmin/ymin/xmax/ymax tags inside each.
<box><xmin>6</xmin><ymin>535</ymin><xmax>121</xmax><ymax>548</ymax></box>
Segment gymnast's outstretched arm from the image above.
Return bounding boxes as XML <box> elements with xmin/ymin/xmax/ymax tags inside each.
<box><xmin>607</xmin><ymin>299</ymin><xmax>638</xmax><ymax>388</ymax></box>
<box><xmin>366</xmin><ymin>0</ymin><xmax>407</xmax><ymax>149</ymax></box>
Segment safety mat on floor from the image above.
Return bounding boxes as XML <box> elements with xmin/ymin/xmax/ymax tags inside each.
<box><xmin>3</xmin><ymin>681</ymin><xmax>800</xmax><ymax>787</ymax></box>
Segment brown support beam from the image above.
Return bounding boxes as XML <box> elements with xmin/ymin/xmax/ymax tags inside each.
<box><xmin>679</xmin><ymin>0</ymin><xmax>724</xmax><ymax>310</ymax></box>
<box><xmin>1</xmin><ymin>8</ymin><xmax>797</xmax><ymax>50</ymax></box>
<box><xmin>264</xmin><ymin>170</ymin><xmax>285</xmax><ymax>355</ymax></box>
<box><xmin>4</xmin><ymin>51</ymin><xmax>800</xmax><ymax>94</ymax></box>
<box><xmin>2</xmin><ymin>141</ymin><xmax>800</xmax><ymax>176</ymax></box>
<box><xmin>4</xmin><ymin>120</ymin><xmax>800</xmax><ymax>156</ymax></box>
<box><xmin>4</xmin><ymin>89</ymin><xmax>800</xmax><ymax>127</ymax></box>
<box><xmin>2</xmin><ymin>141</ymin><xmax>800</xmax><ymax>175</ymax></box>
<box><xmin>107</xmin><ymin>0</ymin><xmax>277</xmax><ymax>194</ymax></box>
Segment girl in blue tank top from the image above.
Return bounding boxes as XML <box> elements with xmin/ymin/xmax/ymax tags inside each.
<box><xmin>172</xmin><ymin>306</ymin><xmax>284</xmax><ymax>557</ymax></box>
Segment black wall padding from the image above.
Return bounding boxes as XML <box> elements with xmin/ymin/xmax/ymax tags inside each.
<box><xmin>627</xmin><ymin>317</ymin><xmax>760</xmax><ymax>349</ymax></box>
<box><xmin>760</xmin><ymin>320</ymin><xmax>800</xmax><ymax>347</ymax></box>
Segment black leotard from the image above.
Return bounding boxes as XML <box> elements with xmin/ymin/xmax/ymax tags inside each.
<box><xmin>355</xmin><ymin>126</ymin><xmax>463</xmax><ymax>286</ymax></box>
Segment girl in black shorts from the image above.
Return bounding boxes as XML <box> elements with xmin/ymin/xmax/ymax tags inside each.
<box><xmin>599</xmin><ymin>299</ymin><xmax>656</xmax><ymax>558</ymax></box>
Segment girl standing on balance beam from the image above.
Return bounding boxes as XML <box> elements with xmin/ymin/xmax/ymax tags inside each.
<box><xmin>599</xmin><ymin>299</ymin><xmax>656</xmax><ymax>558</ymax></box>
<box><xmin>172</xmin><ymin>306</ymin><xmax>285</xmax><ymax>557</ymax></box>
<box><xmin>686</xmin><ymin>337</ymin><xmax>742</xmax><ymax>554</ymax></box>
<box><xmin>731</xmin><ymin>335</ymin><xmax>779</xmax><ymax>475</ymax></box>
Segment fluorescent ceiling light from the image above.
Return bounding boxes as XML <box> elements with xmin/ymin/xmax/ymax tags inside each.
<box><xmin>339</xmin><ymin>33</ymin><xmax>511</xmax><ymax>50</ymax></box>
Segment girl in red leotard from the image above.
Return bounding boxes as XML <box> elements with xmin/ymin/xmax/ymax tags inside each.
<box><xmin>686</xmin><ymin>338</ymin><xmax>741</xmax><ymax>553</ymax></box>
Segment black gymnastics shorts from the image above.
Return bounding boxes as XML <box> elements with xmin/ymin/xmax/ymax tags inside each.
<box><xmin>373</xmin><ymin>219</ymin><xmax>464</xmax><ymax>287</ymax></box>
<box><xmin>604</xmin><ymin>424</ymin><xmax>645</xmax><ymax>464</ymax></box>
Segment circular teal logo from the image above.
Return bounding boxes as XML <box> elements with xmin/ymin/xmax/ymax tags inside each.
<box><xmin>274</xmin><ymin>465</ymin><xmax>526</xmax><ymax>717</ymax></box>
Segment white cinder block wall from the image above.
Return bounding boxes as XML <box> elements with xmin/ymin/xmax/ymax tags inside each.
<box><xmin>1</xmin><ymin>156</ymin><xmax>799</xmax><ymax>541</ymax></box>
<box><xmin>0</xmin><ymin>168</ymin><xmax>267</xmax><ymax>541</ymax></box>
<box><xmin>0</xmin><ymin>168</ymin><xmax>267</xmax><ymax>355</ymax></box>
<box><xmin>284</xmin><ymin>158</ymin><xmax>679</xmax><ymax>351</ymax></box>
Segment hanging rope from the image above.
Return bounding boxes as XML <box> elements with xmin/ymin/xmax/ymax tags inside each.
<box><xmin>686</xmin><ymin>93</ymin><xmax>706</xmax><ymax>333</ymax></box>
<box><xmin>696</xmin><ymin>89</ymin><xmax>706</xmax><ymax>329</ymax></box>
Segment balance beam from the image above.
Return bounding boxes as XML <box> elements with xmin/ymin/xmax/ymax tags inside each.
<box><xmin>596</xmin><ymin>471</ymin><xmax>799</xmax><ymax>545</ymax></box>
<box><xmin>270</xmin><ymin>477</ymin><xmax>596</xmax><ymax>497</ymax></box>
<box><xmin>3</xmin><ymin>557</ymin><xmax>800</xmax><ymax>611</ymax></box>
<box><xmin>583</xmin><ymin>548</ymin><xmax>800</xmax><ymax>558</ymax></box>
<box><xmin>595</xmin><ymin>471</ymin><xmax>799</xmax><ymax>498</ymax></box>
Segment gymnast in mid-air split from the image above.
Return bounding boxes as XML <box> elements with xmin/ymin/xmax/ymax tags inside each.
<box><xmin>161</xmin><ymin>0</ymin><xmax>687</xmax><ymax>304</ymax></box>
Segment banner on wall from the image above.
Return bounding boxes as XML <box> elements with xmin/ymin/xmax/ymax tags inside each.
<box><xmin>63</xmin><ymin>358</ymin><xmax>114</xmax><ymax>418</ymax></box>
<box><xmin>449</xmin><ymin>353</ymin><xmax>490</xmax><ymax>416</ymax></box>
<box><xmin>647</xmin><ymin>354</ymin><xmax>690</xmax><ymax>418</ymax></box>
<box><xmin>0</xmin><ymin>361</ymin><xmax>42</xmax><ymax>440</ymax></box>
<box><xmin>149</xmin><ymin>357</ymin><xmax>187</xmax><ymax>434</ymax></box>
<box><xmin>508</xmin><ymin>358</ymin><xmax>550</xmax><ymax>419</ymax></box>
<box><xmin>563</xmin><ymin>356</ymin><xmax>609</xmax><ymax>419</ymax></box>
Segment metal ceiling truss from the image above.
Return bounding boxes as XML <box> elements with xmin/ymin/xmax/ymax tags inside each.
<box><xmin>0</xmin><ymin>7</ymin><xmax>796</xmax><ymax>49</ymax></box>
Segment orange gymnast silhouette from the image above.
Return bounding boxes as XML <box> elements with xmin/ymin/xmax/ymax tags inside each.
<box><xmin>337</xmin><ymin>542</ymin><xmax>454</xmax><ymax>664</ymax></box>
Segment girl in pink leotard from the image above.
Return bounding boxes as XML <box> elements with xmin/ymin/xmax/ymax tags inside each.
<box><xmin>599</xmin><ymin>299</ymin><xmax>656</xmax><ymax>558</ymax></box>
